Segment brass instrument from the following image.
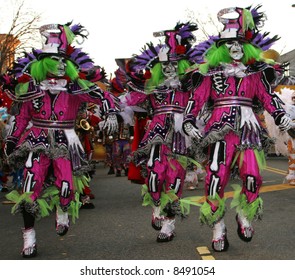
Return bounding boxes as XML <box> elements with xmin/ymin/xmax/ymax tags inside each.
<box><xmin>79</xmin><ymin>118</ymin><xmax>91</xmax><ymax>131</ymax></box>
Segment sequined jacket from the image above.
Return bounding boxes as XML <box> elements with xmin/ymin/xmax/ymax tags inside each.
<box><xmin>5</xmin><ymin>80</ymin><xmax>117</xmax><ymax>171</ymax></box>
<box><xmin>183</xmin><ymin>63</ymin><xmax>287</xmax><ymax>150</ymax></box>
<box><xmin>126</xmin><ymin>84</ymin><xmax>190</xmax><ymax>156</ymax></box>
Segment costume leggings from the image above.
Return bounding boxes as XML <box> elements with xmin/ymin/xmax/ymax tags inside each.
<box><xmin>205</xmin><ymin>132</ymin><xmax>262</xmax><ymax>211</ymax></box>
<box><xmin>22</xmin><ymin>152</ymin><xmax>74</xmax><ymax>209</ymax></box>
<box><xmin>146</xmin><ymin>144</ymin><xmax>186</xmax><ymax>204</ymax></box>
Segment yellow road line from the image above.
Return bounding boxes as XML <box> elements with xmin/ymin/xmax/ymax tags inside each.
<box><xmin>265</xmin><ymin>166</ymin><xmax>286</xmax><ymax>172</ymax></box>
<box><xmin>196</xmin><ymin>246</ymin><xmax>215</xmax><ymax>260</ymax></box>
<box><xmin>197</xmin><ymin>246</ymin><xmax>211</xmax><ymax>255</ymax></box>
<box><xmin>201</xmin><ymin>255</ymin><xmax>215</xmax><ymax>260</ymax></box>
<box><xmin>194</xmin><ymin>183</ymin><xmax>295</xmax><ymax>203</ymax></box>
<box><xmin>265</xmin><ymin>166</ymin><xmax>287</xmax><ymax>175</ymax></box>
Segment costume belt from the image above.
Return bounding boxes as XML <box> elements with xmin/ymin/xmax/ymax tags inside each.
<box><xmin>153</xmin><ymin>106</ymin><xmax>184</xmax><ymax>115</ymax></box>
<box><xmin>32</xmin><ymin>118</ymin><xmax>75</xmax><ymax>129</ymax></box>
<box><xmin>214</xmin><ymin>97</ymin><xmax>253</xmax><ymax>108</ymax></box>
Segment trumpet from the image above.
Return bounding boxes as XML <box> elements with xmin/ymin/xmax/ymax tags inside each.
<box><xmin>79</xmin><ymin>118</ymin><xmax>91</xmax><ymax>131</ymax></box>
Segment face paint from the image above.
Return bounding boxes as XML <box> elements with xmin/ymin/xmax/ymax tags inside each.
<box><xmin>161</xmin><ymin>61</ymin><xmax>178</xmax><ymax>78</ymax></box>
<box><xmin>50</xmin><ymin>56</ymin><xmax>66</xmax><ymax>77</ymax></box>
<box><xmin>225</xmin><ymin>40</ymin><xmax>244</xmax><ymax>61</ymax></box>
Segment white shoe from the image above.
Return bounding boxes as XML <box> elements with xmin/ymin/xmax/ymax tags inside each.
<box><xmin>56</xmin><ymin>207</ymin><xmax>69</xmax><ymax>236</ymax></box>
<box><xmin>236</xmin><ymin>213</ymin><xmax>254</xmax><ymax>242</ymax></box>
<box><xmin>157</xmin><ymin>218</ymin><xmax>175</xmax><ymax>242</ymax></box>
<box><xmin>151</xmin><ymin>206</ymin><xmax>164</xmax><ymax>230</ymax></box>
<box><xmin>212</xmin><ymin>219</ymin><xmax>229</xmax><ymax>252</ymax></box>
<box><xmin>22</xmin><ymin>227</ymin><xmax>37</xmax><ymax>258</ymax></box>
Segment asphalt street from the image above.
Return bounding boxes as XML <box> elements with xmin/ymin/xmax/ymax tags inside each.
<box><xmin>0</xmin><ymin>155</ymin><xmax>295</xmax><ymax>260</ymax></box>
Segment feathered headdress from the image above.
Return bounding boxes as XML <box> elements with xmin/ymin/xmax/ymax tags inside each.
<box><xmin>3</xmin><ymin>21</ymin><xmax>105</xmax><ymax>99</ymax></box>
<box><xmin>194</xmin><ymin>5</ymin><xmax>280</xmax><ymax>63</ymax></box>
<box><xmin>132</xmin><ymin>21</ymin><xmax>199</xmax><ymax>72</ymax></box>
<box><xmin>11</xmin><ymin>22</ymin><xmax>94</xmax><ymax>79</ymax></box>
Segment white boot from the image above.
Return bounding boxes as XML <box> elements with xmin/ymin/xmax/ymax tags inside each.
<box><xmin>151</xmin><ymin>205</ymin><xmax>164</xmax><ymax>230</ymax></box>
<box><xmin>22</xmin><ymin>227</ymin><xmax>37</xmax><ymax>258</ymax></box>
<box><xmin>212</xmin><ymin>218</ymin><xmax>229</xmax><ymax>252</ymax></box>
<box><xmin>157</xmin><ymin>218</ymin><xmax>175</xmax><ymax>242</ymax></box>
<box><xmin>236</xmin><ymin>212</ymin><xmax>254</xmax><ymax>242</ymax></box>
<box><xmin>56</xmin><ymin>207</ymin><xmax>69</xmax><ymax>236</ymax></box>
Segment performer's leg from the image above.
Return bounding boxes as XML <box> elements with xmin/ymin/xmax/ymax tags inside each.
<box><xmin>164</xmin><ymin>146</ymin><xmax>186</xmax><ymax>199</ymax></box>
<box><xmin>235</xmin><ymin>148</ymin><xmax>263</xmax><ymax>242</ymax></box>
<box><xmin>21</xmin><ymin>210</ymin><xmax>37</xmax><ymax>258</ymax></box>
<box><xmin>52</xmin><ymin>157</ymin><xmax>74</xmax><ymax>235</ymax></box>
<box><xmin>146</xmin><ymin>144</ymin><xmax>166</xmax><ymax>205</ymax></box>
<box><xmin>21</xmin><ymin>152</ymin><xmax>51</xmax><ymax>258</ymax></box>
<box><xmin>23</xmin><ymin>210</ymin><xmax>35</xmax><ymax>229</ymax></box>
<box><xmin>146</xmin><ymin>144</ymin><xmax>166</xmax><ymax>235</ymax></box>
<box><xmin>151</xmin><ymin>145</ymin><xmax>184</xmax><ymax>242</ymax></box>
<box><xmin>202</xmin><ymin>133</ymin><xmax>238</xmax><ymax>252</ymax></box>
<box><xmin>156</xmin><ymin>147</ymin><xmax>186</xmax><ymax>241</ymax></box>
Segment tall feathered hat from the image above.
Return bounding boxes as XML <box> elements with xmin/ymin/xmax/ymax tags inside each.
<box><xmin>216</xmin><ymin>5</ymin><xmax>279</xmax><ymax>48</ymax></box>
<box><xmin>11</xmin><ymin>22</ymin><xmax>95</xmax><ymax>80</ymax></box>
<box><xmin>193</xmin><ymin>5</ymin><xmax>280</xmax><ymax>63</ymax></box>
<box><xmin>2</xmin><ymin>21</ymin><xmax>107</xmax><ymax>100</ymax></box>
<box><xmin>131</xmin><ymin>22</ymin><xmax>199</xmax><ymax>72</ymax></box>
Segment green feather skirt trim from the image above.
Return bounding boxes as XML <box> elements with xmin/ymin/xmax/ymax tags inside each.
<box><xmin>230</xmin><ymin>184</ymin><xmax>263</xmax><ymax>221</ymax></box>
<box><xmin>5</xmin><ymin>190</ymin><xmax>53</xmax><ymax>220</ymax></box>
<box><xmin>199</xmin><ymin>194</ymin><xmax>226</xmax><ymax>227</ymax></box>
<box><xmin>141</xmin><ymin>184</ymin><xmax>202</xmax><ymax>216</ymax></box>
<box><xmin>5</xmin><ymin>180</ymin><xmax>83</xmax><ymax>223</ymax></box>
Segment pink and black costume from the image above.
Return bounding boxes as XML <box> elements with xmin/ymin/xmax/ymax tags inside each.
<box><xmin>124</xmin><ymin>22</ymin><xmax>200</xmax><ymax>242</ymax></box>
<box><xmin>1</xmin><ymin>22</ymin><xmax>118</xmax><ymax>258</ymax></box>
<box><xmin>183</xmin><ymin>6</ymin><xmax>292</xmax><ymax>251</ymax></box>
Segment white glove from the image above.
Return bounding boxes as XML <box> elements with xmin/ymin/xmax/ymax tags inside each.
<box><xmin>279</xmin><ymin>115</ymin><xmax>292</xmax><ymax>132</ymax></box>
<box><xmin>103</xmin><ymin>114</ymin><xmax>118</xmax><ymax>135</ymax></box>
<box><xmin>183</xmin><ymin>122</ymin><xmax>202</xmax><ymax>139</ymax></box>
<box><xmin>64</xmin><ymin>129</ymin><xmax>84</xmax><ymax>151</ymax></box>
<box><xmin>64</xmin><ymin>129</ymin><xmax>85</xmax><ymax>169</ymax></box>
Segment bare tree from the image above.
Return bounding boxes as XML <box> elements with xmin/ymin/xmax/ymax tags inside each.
<box><xmin>0</xmin><ymin>0</ymin><xmax>41</xmax><ymax>74</ymax></box>
<box><xmin>185</xmin><ymin>8</ymin><xmax>221</xmax><ymax>43</ymax></box>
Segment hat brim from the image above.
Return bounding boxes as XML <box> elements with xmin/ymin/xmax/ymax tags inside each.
<box><xmin>36</xmin><ymin>52</ymin><xmax>80</xmax><ymax>68</ymax></box>
<box><xmin>215</xmin><ymin>37</ymin><xmax>249</xmax><ymax>48</ymax></box>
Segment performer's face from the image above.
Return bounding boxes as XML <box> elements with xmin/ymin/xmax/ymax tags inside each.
<box><xmin>225</xmin><ymin>40</ymin><xmax>244</xmax><ymax>61</ymax></box>
<box><xmin>161</xmin><ymin>61</ymin><xmax>178</xmax><ymax>78</ymax></box>
<box><xmin>50</xmin><ymin>56</ymin><xmax>66</xmax><ymax>77</ymax></box>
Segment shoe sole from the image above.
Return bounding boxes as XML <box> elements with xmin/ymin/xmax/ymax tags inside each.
<box><xmin>22</xmin><ymin>246</ymin><xmax>37</xmax><ymax>258</ymax></box>
<box><xmin>151</xmin><ymin>221</ymin><xmax>162</xmax><ymax>231</ymax></box>
<box><xmin>156</xmin><ymin>232</ymin><xmax>175</xmax><ymax>242</ymax></box>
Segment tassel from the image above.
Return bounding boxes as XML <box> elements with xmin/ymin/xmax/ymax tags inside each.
<box><xmin>180</xmin><ymin>196</ymin><xmax>202</xmax><ymax>216</ymax></box>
